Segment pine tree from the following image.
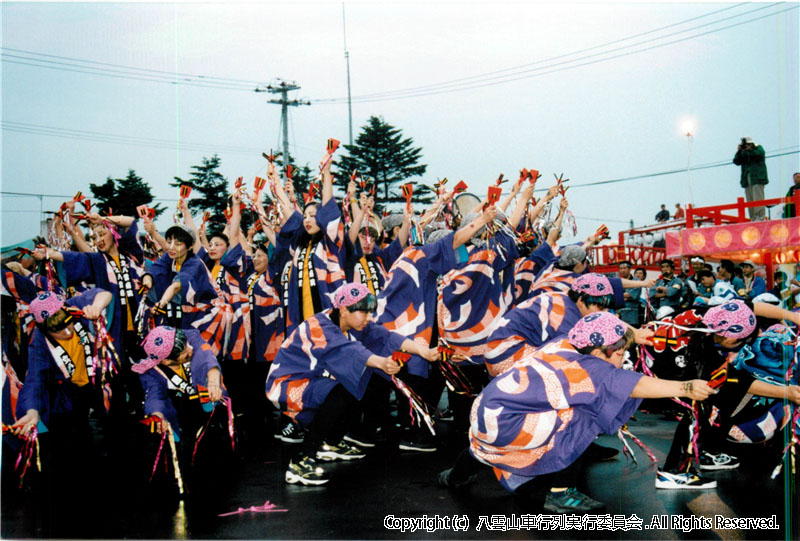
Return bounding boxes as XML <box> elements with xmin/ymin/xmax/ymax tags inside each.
<box><xmin>170</xmin><ymin>154</ymin><xmax>229</xmax><ymax>229</ymax></box>
<box><xmin>335</xmin><ymin>116</ymin><xmax>432</xmax><ymax>209</ymax></box>
<box><xmin>89</xmin><ymin>169</ymin><xmax>165</xmax><ymax>217</ymax></box>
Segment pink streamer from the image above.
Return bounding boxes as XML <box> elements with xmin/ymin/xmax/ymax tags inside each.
<box><xmin>149</xmin><ymin>430</ymin><xmax>168</xmax><ymax>482</ymax></box>
<box><xmin>218</xmin><ymin>501</ymin><xmax>288</xmax><ymax>517</ymax></box>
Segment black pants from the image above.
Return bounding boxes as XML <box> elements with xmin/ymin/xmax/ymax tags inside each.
<box><xmin>663</xmin><ymin>376</ymin><xmax>752</xmax><ymax>471</ymax></box>
<box><xmin>221</xmin><ymin>359</ymin><xmax>273</xmax><ymax>446</ymax></box>
<box><xmin>300</xmin><ymin>384</ymin><xmax>358</xmax><ymax>458</ymax></box>
<box><xmin>448</xmin><ymin>447</ymin><xmax>587</xmax><ymax>509</ymax></box>
<box><xmin>396</xmin><ymin>365</ymin><xmax>444</xmax><ymax>440</ymax></box>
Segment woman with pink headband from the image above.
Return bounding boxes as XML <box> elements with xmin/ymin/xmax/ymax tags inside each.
<box><xmin>438</xmin><ymin>312</ymin><xmax>714</xmax><ymax>513</ymax></box>
<box><xmin>266</xmin><ymin>282</ymin><xmax>439</xmax><ymax>486</ymax></box>
<box><xmin>11</xmin><ymin>289</ymin><xmax>113</xmax><ymax>481</ymax></box>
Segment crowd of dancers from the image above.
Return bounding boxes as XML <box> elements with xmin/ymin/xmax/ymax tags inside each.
<box><xmin>2</xmin><ymin>142</ymin><xmax>800</xmax><ymax>515</ymax></box>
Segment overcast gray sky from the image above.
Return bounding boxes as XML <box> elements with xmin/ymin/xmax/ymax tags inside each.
<box><xmin>2</xmin><ymin>1</ymin><xmax>798</xmax><ymax>246</ymax></box>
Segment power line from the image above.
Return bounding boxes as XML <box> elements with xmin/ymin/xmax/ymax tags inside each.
<box><xmin>314</xmin><ymin>3</ymin><xmax>795</xmax><ymax>104</ymax></box>
<box><xmin>2</xmin><ymin>120</ymin><xmax>264</xmax><ymax>155</ymax></box>
<box><xmin>548</xmin><ymin>148</ymin><xmax>800</xmax><ymax>192</ymax></box>
<box><xmin>4</xmin><ymin>147</ymin><xmax>798</xmax><ymax>204</ymax></box>
<box><xmin>319</xmin><ymin>2</ymin><xmax>753</xmax><ymax>102</ymax></box>
<box><xmin>1</xmin><ymin>46</ymin><xmax>267</xmax><ymax>85</ymax></box>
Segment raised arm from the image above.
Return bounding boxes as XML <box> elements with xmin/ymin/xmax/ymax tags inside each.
<box><xmin>529</xmin><ymin>185</ymin><xmax>560</xmax><ymax>223</ymax></box>
<box><xmin>320</xmin><ymin>154</ymin><xmax>333</xmax><ymax>205</ymax></box>
<box><xmin>397</xmin><ymin>206</ymin><xmax>411</xmax><ymax>248</ymax></box>
<box><xmin>453</xmin><ymin>205</ymin><xmax>497</xmax><ymax>250</ymax></box>
<box><xmin>179</xmin><ymin>199</ymin><xmax>203</xmax><ymax>253</ymax></box>
<box><xmin>143</xmin><ymin>217</ymin><xmax>169</xmax><ymax>252</ymax></box>
<box><xmin>228</xmin><ymin>190</ymin><xmax>242</xmax><ymax>246</ymax></box>
<box><xmin>508</xmin><ymin>183</ymin><xmax>535</xmax><ymax>230</ymax></box>
<box><xmin>546</xmin><ymin>198</ymin><xmax>568</xmax><ymax>246</ymax></box>
<box><xmin>349</xmin><ymin>192</ymin><xmax>368</xmax><ymax>245</ymax></box>
<box><xmin>498</xmin><ymin>180</ymin><xmax>521</xmax><ymax>213</ymax></box>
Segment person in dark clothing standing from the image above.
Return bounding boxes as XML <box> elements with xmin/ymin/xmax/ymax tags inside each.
<box><xmin>733</xmin><ymin>137</ymin><xmax>769</xmax><ymax>221</ymax></box>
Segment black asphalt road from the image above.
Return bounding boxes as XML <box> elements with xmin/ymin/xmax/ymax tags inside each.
<box><xmin>2</xmin><ymin>411</ymin><xmax>797</xmax><ymax>540</ymax></box>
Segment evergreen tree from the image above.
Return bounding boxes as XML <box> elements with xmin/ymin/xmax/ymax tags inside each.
<box><xmin>170</xmin><ymin>154</ymin><xmax>229</xmax><ymax>229</ymax></box>
<box><xmin>89</xmin><ymin>169</ymin><xmax>165</xmax><ymax>217</ymax></box>
<box><xmin>335</xmin><ymin>116</ymin><xmax>432</xmax><ymax>209</ymax></box>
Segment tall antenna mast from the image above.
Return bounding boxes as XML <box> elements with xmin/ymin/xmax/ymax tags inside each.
<box><xmin>343</xmin><ymin>3</ymin><xmax>353</xmax><ymax>146</ymax></box>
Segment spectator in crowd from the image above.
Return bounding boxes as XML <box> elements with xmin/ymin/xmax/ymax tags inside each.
<box><xmin>739</xmin><ymin>260</ymin><xmax>766</xmax><ymax>300</ymax></box>
<box><xmin>673</xmin><ymin>204</ymin><xmax>684</xmax><ymax>220</ymax></box>
<box><xmin>782</xmin><ymin>172</ymin><xmax>800</xmax><ymax>218</ymax></box>
<box><xmin>617</xmin><ymin>261</ymin><xmax>641</xmax><ymax>326</ymax></box>
<box><xmin>654</xmin><ymin>204</ymin><xmax>670</xmax><ymax>223</ymax></box>
<box><xmin>733</xmin><ymin>137</ymin><xmax>769</xmax><ymax>221</ymax></box>
<box><xmin>649</xmin><ymin>260</ymin><xmax>683</xmax><ymax>314</ymax></box>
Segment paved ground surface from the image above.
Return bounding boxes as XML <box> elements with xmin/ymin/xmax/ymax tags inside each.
<box><xmin>2</xmin><ymin>410</ymin><xmax>798</xmax><ymax>540</ymax></box>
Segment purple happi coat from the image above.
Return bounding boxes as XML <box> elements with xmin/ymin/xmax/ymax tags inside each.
<box><xmin>469</xmin><ymin>338</ymin><xmax>642</xmax><ymax>492</ymax></box>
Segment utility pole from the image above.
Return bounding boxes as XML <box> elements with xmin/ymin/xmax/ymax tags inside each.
<box><xmin>255</xmin><ymin>79</ymin><xmax>309</xmax><ymax>178</ymax></box>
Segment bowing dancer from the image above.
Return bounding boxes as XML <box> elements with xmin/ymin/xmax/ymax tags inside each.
<box><xmin>131</xmin><ymin>326</ymin><xmax>232</xmax><ymax>493</ymax></box>
<box><xmin>141</xmin><ymin>222</ymin><xmax>230</xmax><ymax>356</ymax></box>
<box><xmin>266</xmin><ymin>283</ymin><xmax>439</xmax><ymax>486</ymax></box>
<box><xmin>12</xmin><ymin>289</ymin><xmax>114</xmax><ymax>479</ymax></box>
<box><xmin>438</xmin><ymin>312</ymin><xmax>715</xmax><ymax>514</ymax></box>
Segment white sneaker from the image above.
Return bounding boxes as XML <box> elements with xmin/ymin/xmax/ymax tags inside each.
<box><xmin>655</xmin><ymin>470</ymin><xmax>717</xmax><ymax>490</ymax></box>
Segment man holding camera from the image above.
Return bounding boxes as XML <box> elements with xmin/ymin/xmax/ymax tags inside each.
<box><xmin>733</xmin><ymin>137</ymin><xmax>768</xmax><ymax>221</ymax></box>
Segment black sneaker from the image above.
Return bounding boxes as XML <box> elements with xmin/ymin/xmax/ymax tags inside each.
<box><xmin>437</xmin><ymin>468</ymin><xmax>477</xmax><ymax>490</ymax></box>
<box><xmin>343</xmin><ymin>432</ymin><xmax>376</xmax><ymax>448</ymax></box>
<box><xmin>584</xmin><ymin>442</ymin><xmax>619</xmax><ymax>462</ymax></box>
<box><xmin>398</xmin><ymin>439</ymin><xmax>437</xmax><ymax>453</ymax></box>
<box><xmin>316</xmin><ymin>440</ymin><xmax>366</xmax><ymax>462</ymax></box>
<box><xmin>285</xmin><ymin>455</ymin><xmax>329</xmax><ymax>486</ymax></box>
<box><xmin>699</xmin><ymin>451</ymin><xmax>740</xmax><ymax>471</ymax></box>
<box><xmin>543</xmin><ymin>488</ymin><xmax>605</xmax><ymax>514</ymax></box>
<box><xmin>276</xmin><ymin>421</ymin><xmax>304</xmax><ymax>444</ymax></box>
<box><xmin>655</xmin><ymin>469</ymin><xmax>717</xmax><ymax>490</ymax></box>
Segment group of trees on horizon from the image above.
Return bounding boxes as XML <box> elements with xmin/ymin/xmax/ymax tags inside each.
<box><xmin>89</xmin><ymin>116</ymin><xmax>433</xmax><ymax>232</ymax></box>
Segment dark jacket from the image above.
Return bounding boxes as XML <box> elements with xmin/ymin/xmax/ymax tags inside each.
<box><xmin>733</xmin><ymin>144</ymin><xmax>768</xmax><ymax>187</ymax></box>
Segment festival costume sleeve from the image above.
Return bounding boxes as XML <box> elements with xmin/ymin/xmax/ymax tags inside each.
<box><xmin>530</xmin><ymin>243</ymin><xmax>556</xmax><ymax>277</ymax></box>
<box><xmin>374</xmin><ymin>238</ymin><xmax>404</xmax><ymax>274</ymax></box>
<box><xmin>316</xmin><ymin>197</ymin><xmax>345</xmax><ymax>251</ymax></box>
<box><xmin>195</xmin><ymin>246</ymin><xmax>211</xmax><ymax>267</ymax></box>
<box><xmin>266</xmin><ymin>313</ymin><xmax>375</xmax><ymax>426</ymax></box>
<box><xmin>252</xmin><ymin>273</ymin><xmax>284</xmax><ymax>363</ymax></box>
<box><xmin>439</xmin><ymin>240</ymin><xmax>516</xmax><ymax>364</ymax></box>
<box><xmin>147</xmin><ymin>253</ymin><xmax>173</xmax><ymax>300</ymax></box>
<box><xmin>469</xmin><ymin>340</ymin><xmax>643</xmax><ymax>492</ymax></box>
<box><xmin>281</xmin><ymin>210</ymin><xmax>304</xmax><ymax>252</ymax></box>
<box><xmin>117</xmin><ymin>220</ymin><xmax>144</xmax><ymax>265</ymax></box>
<box><xmin>16</xmin><ymin>330</ymin><xmax>53</xmax><ymax>425</ymax></box>
<box><xmin>61</xmin><ymin>252</ymin><xmax>124</xmax><ymax>345</ymax></box>
<box><xmin>218</xmin><ymin>244</ymin><xmax>252</xmax><ymax>361</ymax></box>
<box><xmin>485</xmin><ymin>293</ymin><xmax>582</xmax><ymax>377</ymax></box>
<box><xmin>186</xmin><ymin>329</ymin><xmax>222</xmax><ymax>385</ymax></box>
<box><xmin>606</xmin><ymin>278</ymin><xmax>627</xmax><ymax>309</ymax></box>
<box><xmin>178</xmin><ymin>257</ymin><xmax>230</xmax><ymax>356</ymax></box>
<box><xmin>376</xmin><ymin>234</ymin><xmax>457</xmax><ymax>377</ymax></box>
<box><xmin>139</xmin><ymin>369</ymin><xmax>180</xmax><ymax>436</ymax></box>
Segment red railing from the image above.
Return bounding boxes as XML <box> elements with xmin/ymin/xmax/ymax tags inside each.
<box><xmin>685</xmin><ymin>192</ymin><xmax>800</xmax><ymax>227</ymax></box>
<box><xmin>588</xmin><ymin>244</ymin><xmax>666</xmax><ymax>273</ymax></box>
